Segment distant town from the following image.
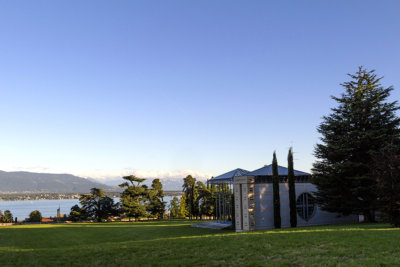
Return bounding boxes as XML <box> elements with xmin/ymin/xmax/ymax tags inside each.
<box><xmin>0</xmin><ymin>191</ymin><xmax>182</xmax><ymax>201</ymax></box>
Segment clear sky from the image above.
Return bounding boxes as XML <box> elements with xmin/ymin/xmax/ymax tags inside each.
<box><xmin>1</xmin><ymin>1</ymin><xmax>399</xmax><ymax>181</ymax></box>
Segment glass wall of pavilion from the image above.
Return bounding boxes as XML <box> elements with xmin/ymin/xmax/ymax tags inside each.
<box><xmin>208</xmin><ymin>168</ymin><xmax>249</xmax><ymax>223</ymax></box>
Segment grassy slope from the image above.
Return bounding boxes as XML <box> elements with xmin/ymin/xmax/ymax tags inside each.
<box><xmin>1</xmin><ymin>221</ymin><xmax>400</xmax><ymax>266</ymax></box>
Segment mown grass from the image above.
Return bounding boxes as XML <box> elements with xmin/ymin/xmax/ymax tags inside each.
<box><xmin>1</xmin><ymin>220</ymin><xmax>400</xmax><ymax>266</ymax></box>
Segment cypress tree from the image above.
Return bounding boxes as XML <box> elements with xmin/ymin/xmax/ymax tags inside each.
<box><xmin>272</xmin><ymin>151</ymin><xmax>281</xmax><ymax>228</ymax></box>
<box><xmin>312</xmin><ymin>67</ymin><xmax>400</xmax><ymax>222</ymax></box>
<box><xmin>288</xmin><ymin>147</ymin><xmax>297</xmax><ymax>227</ymax></box>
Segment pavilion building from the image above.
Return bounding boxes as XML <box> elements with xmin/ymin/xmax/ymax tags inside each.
<box><xmin>208</xmin><ymin>165</ymin><xmax>358</xmax><ymax>232</ymax></box>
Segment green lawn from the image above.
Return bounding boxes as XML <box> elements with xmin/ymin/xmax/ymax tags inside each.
<box><xmin>1</xmin><ymin>220</ymin><xmax>400</xmax><ymax>266</ymax></box>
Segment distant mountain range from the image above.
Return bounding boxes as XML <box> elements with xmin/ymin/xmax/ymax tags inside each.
<box><xmin>0</xmin><ymin>170</ymin><xmax>206</xmax><ymax>193</ymax></box>
<box><xmin>90</xmin><ymin>177</ymin><xmax>192</xmax><ymax>191</ymax></box>
<box><xmin>0</xmin><ymin>170</ymin><xmax>116</xmax><ymax>193</ymax></box>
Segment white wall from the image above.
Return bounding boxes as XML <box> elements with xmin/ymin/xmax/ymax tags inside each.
<box><xmin>254</xmin><ymin>182</ymin><xmax>358</xmax><ymax>230</ymax></box>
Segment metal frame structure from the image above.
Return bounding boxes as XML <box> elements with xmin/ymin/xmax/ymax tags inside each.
<box><xmin>208</xmin><ymin>168</ymin><xmax>249</xmax><ymax>223</ymax></box>
<box><xmin>213</xmin><ymin>181</ymin><xmax>233</xmax><ymax>222</ymax></box>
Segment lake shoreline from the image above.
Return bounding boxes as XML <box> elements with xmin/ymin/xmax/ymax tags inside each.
<box><xmin>0</xmin><ymin>191</ymin><xmax>182</xmax><ymax>201</ymax></box>
<box><xmin>0</xmin><ymin>196</ymin><xmax>179</xmax><ymax>219</ymax></box>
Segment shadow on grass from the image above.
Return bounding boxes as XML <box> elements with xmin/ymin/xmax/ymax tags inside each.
<box><xmin>0</xmin><ymin>221</ymin><xmax>397</xmax><ymax>252</ymax></box>
<box><xmin>2</xmin><ymin>222</ymin><xmax>400</xmax><ymax>267</ymax></box>
<box><xmin>0</xmin><ymin>220</ymin><xmax>220</xmax><ymax>250</ymax></box>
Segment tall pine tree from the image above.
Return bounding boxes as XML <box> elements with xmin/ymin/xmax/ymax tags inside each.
<box><xmin>179</xmin><ymin>194</ymin><xmax>189</xmax><ymax>218</ymax></box>
<box><xmin>288</xmin><ymin>148</ymin><xmax>297</xmax><ymax>227</ymax></box>
<box><xmin>147</xmin><ymin>179</ymin><xmax>166</xmax><ymax>219</ymax></box>
<box><xmin>312</xmin><ymin>67</ymin><xmax>400</xmax><ymax>222</ymax></box>
<box><xmin>119</xmin><ymin>175</ymin><xmax>149</xmax><ymax>221</ymax></box>
<box><xmin>272</xmin><ymin>152</ymin><xmax>281</xmax><ymax>228</ymax></box>
<box><xmin>182</xmin><ymin>175</ymin><xmax>198</xmax><ymax>219</ymax></box>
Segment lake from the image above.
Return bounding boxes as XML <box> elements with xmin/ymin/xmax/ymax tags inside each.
<box><xmin>0</xmin><ymin>196</ymin><xmax>177</xmax><ymax>220</ymax></box>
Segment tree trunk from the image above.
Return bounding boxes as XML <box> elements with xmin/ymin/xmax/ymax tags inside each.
<box><xmin>363</xmin><ymin>210</ymin><xmax>375</xmax><ymax>222</ymax></box>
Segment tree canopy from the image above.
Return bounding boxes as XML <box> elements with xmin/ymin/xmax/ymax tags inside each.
<box><xmin>182</xmin><ymin>175</ymin><xmax>198</xmax><ymax>219</ymax></box>
<box><xmin>0</xmin><ymin>210</ymin><xmax>13</xmax><ymax>223</ymax></box>
<box><xmin>119</xmin><ymin>175</ymin><xmax>149</xmax><ymax>221</ymax></box>
<box><xmin>68</xmin><ymin>204</ymin><xmax>88</xmax><ymax>222</ymax></box>
<box><xmin>147</xmin><ymin>179</ymin><xmax>166</xmax><ymax>219</ymax></box>
<box><xmin>312</xmin><ymin>67</ymin><xmax>400</xmax><ymax>222</ymax></box>
<box><xmin>28</xmin><ymin>210</ymin><xmax>42</xmax><ymax>222</ymax></box>
<box><xmin>79</xmin><ymin>188</ymin><xmax>119</xmax><ymax>221</ymax></box>
<box><xmin>169</xmin><ymin>196</ymin><xmax>180</xmax><ymax>218</ymax></box>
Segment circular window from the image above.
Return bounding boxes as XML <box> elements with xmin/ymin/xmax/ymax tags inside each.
<box><xmin>296</xmin><ymin>193</ymin><xmax>316</xmax><ymax>221</ymax></box>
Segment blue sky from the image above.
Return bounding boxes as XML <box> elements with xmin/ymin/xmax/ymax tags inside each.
<box><xmin>1</xmin><ymin>1</ymin><xmax>399</xmax><ymax>181</ymax></box>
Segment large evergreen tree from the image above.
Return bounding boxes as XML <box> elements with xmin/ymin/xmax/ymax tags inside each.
<box><xmin>28</xmin><ymin>210</ymin><xmax>42</xmax><ymax>222</ymax></box>
<box><xmin>69</xmin><ymin>204</ymin><xmax>88</xmax><ymax>221</ymax></box>
<box><xmin>313</xmin><ymin>67</ymin><xmax>400</xmax><ymax>222</ymax></box>
<box><xmin>3</xmin><ymin>210</ymin><xmax>13</xmax><ymax>223</ymax></box>
<box><xmin>147</xmin><ymin>179</ymin><xmax>166</xmax><ymax>219</ymax></box>
<box><xmin>169</xmin><ymin>196</ymin><xmax>180</xmax><ymax>218</ymax></box>
<box><xmin>0</xmin><ymin>210</ymin><xmax>13</xmax><ymax>223</ymax></box>
<box><xmin>182</xmin><ymin>175</ymin><xmax>198</xmax><ymax>219</ymax></box>
<box><xmin>79</xmin><ymin>188</ymin><xmax>106</xmax><ymax>221</ymax></box>
<box><xmin>79</xmin><ymin>188</ymin><xmax>119</xmax><ymax>221</ymax></box>
<box><xmin>119</xmin><ymin>175</ymin><xmax>149</xmax><ymax>221</ymax></box>
<box><xmin>197</xmin><ymin>181</ymin><xmax>215</xmax><ymax>219</ymax></box>
<box><xmin>196</xmin><ymin>181</ymin><xmax>208</xmax><ymax>219</ymax></box>
<box><xmin>272</xmin><ymin>152</ymin><xmax>281</xmax><ymax>228</ymax></box>
<box><xmin>288</xmin><ymin>148</ymin><xmax>297</xmax><ymax>227</ymax></box>
<box><xmin>179</xmin><ymin>194</ymin><xmax>189</xmax><ymax>218</ymax></box>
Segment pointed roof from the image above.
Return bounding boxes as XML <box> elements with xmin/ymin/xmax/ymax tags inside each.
<box><xmin>208</xmin><ymin>168</ymin><xmax>249</xmax><ymax>184</ymax></box>
<box><xmin>247</xmin><ymin>164</ymin><xmax>310</xmax><ymax>176</ymax></box>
